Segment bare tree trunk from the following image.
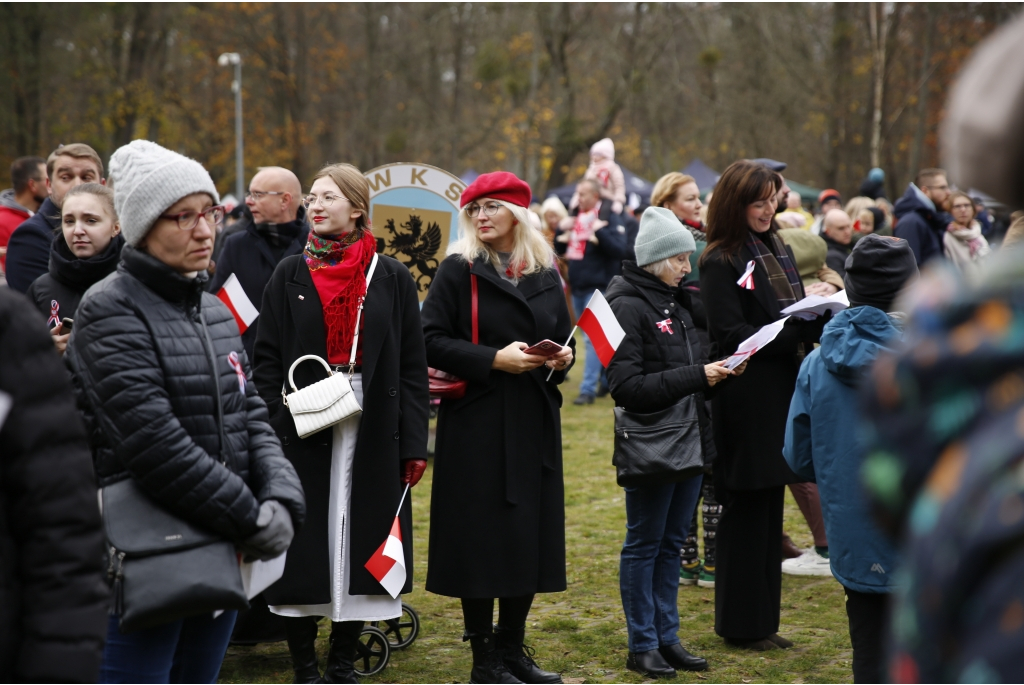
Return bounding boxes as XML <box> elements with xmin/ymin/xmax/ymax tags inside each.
<box><xmin>824</xmin><ymin>3</ymin><xmax>852</xmax><ymax>190</ymax></box>
<box><xmin>907</xmin><ymin>4</ymin><xmax>935</xmax><ymax>181</ymax></box>
<box><xmin>868</xmin><ymin>3</ymin><xmax>891</xmax><ymax>169</ymax></box>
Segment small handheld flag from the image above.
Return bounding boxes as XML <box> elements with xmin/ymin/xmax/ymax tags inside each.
<box><xmin>216</xmin><ymin>273</ymin><xmax>259</xmax><ymax>334</ymax></box>
<box><xmin>737</xmin><ymin>260</ymin><xmax>756</xmax><ymax>290</ymax></box>
<box><xmin>364</xmin><ymin>484</ymin><xmax>410</xmax><ymax>599</ymax></box>
<box><xmin>577</xmin><ymin>289</ymin><xmax>626</xmax><ymax>367</ymax></box>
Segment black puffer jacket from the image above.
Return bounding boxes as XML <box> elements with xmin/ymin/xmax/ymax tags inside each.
<box><xmin>26</xmin><ymin>232</ymin><xmax>124</xmax><ymax>328</ymax></box>
<box><xmin>0</xmin><ymin>288</ymin><xmax>108</xmax><ymax>682</ymax></box>
<box><xmin>605</xmin><ymin>261</ymin><xmax>712</xmax><ymax>413</ymax></box>
<box><xmin>66</xmin><ymin>246</ymin><xmax>305</xmax><ymax>543</ymax></box>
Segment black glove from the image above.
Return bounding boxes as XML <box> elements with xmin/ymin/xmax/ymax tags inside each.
<box><xmin>239</xmin><ymin>500</ymin><xmax>294</xmax><ymax>562</ymax></box>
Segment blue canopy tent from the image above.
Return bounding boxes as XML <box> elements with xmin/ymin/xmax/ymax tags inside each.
<box><xmin>681</xmin><ymin>159</ymin><xmax>720</xmax><ymax>194</ymax></box>
<box><xmin>545</xmin><ymin>167</ymin><xmax>654</xmax><ymax>209</ymax></box>
<box><xmin>460</xmin><ymin>169</ymin><xmax>480</xmax><ymax>185</ymax></box>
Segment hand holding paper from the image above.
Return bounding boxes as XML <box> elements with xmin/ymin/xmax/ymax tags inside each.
<box><xmin>781</xmin><ymin>290</ymin><xmax>849</xmax><ymax>320</ymax></box>
<box><xmin>723</xmin><ymin>316</ymin><xmax>790</xmax><ymax>370</ymax></box>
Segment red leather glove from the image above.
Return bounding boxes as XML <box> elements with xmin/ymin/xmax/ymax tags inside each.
<box><xmin>401</xmin><ymin>459</ymin><xmax>427</xmax><ymax>487</ymax></box>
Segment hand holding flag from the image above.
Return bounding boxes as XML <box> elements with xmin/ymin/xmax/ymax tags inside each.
<box><xmin>546</xmin><ymin>289</ymin><xmax>625</xmax><ymax>381</ymax></box>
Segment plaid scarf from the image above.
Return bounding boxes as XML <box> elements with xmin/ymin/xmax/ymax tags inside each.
<box><xmin>745</xmin><ymin>230</ymin><xmax>804</xmax><ymax>309</ymax></box>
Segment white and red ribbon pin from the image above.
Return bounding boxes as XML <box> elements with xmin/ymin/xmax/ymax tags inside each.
<box><xmin>47</xmin><ymin>300</ymin><xmax>60</xmax><ymax>327</ymax></box>
<box><xmin>737</xmin><ymin>260</ymin><xmax>756</xmax><ymax>290</ymax></box>
<box><xmin>656</xmin><ymin>318</ymin><xmax>674</xmax><ymax>334</ymax></box>
<box><xmin>227</xmin><ymin>351</ymin><xmax>246</xmax><ymax>393</ymax></box>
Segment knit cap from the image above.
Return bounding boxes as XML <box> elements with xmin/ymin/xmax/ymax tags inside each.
<box><xmin>844</xmin><ymin>234</ymin><xmax>919</xmax><ymax>312</ymax></box>
<box><xmin>590</xmin><ymin>138</ymin><xmax>615</xmax><ymax>161</ymax></box>
<box><xmin>108</xmin><ymin>140</ymin><xmax>220</xmax><ymax>246</ymax></box>
<box><xmin>634</xmin><ymin>207</ymin><xmax>696</xmax><ymax>267</ymax></box>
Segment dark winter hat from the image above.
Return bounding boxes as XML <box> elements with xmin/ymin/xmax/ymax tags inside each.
<box><xmin>460</xmin><ymin>171</ymin><xmax>532</xmax><ymax>209</ymax></box>
<box><xmin>751</xmin><ymin>158</ymin><xmax>787</xmax><ymax>172</ymax></box>
<box><xmin>843</xmin><ymin>234</ymin><xmax>919</xmax><ymax>312</ymax></box>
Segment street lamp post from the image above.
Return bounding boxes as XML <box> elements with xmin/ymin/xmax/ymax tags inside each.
<box><xmin>218</xmin><ymin>52</ymin><xmax>244</xmax><ymax>202</ymax></box>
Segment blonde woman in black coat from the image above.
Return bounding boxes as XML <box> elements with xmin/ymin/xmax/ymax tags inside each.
<box><xmin>421</xmin><ymin>172</ymin><xmax>574</xmax><ymax>684</ymax></box>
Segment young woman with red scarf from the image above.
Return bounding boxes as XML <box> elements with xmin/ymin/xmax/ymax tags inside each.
<box><xmin>253</xmin><ymin>164</ymin><xmax>429</xmax><ymax>683</ymax></box>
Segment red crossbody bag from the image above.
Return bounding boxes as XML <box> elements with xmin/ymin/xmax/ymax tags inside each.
<box><xmin>427</xmin><ymin>269</ymin><xmax>478</xmax><ymax>400</ymax></box>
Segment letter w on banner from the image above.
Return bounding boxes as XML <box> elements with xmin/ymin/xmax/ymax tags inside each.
<box><xmin>216</xmin><ymin>273</ymin><xmax>259</xmax><ymax>334</ymax></box>
<box><xmin>365</xmin><ymin>484</ymin><xmax>410</xmax><ymax>598</ymax></box>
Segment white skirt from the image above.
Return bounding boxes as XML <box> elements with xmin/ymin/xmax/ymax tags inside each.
<box><xmin>270</xmin><ymin>374</ymin><xmax>402</xmax><ymax>622</ymax></box>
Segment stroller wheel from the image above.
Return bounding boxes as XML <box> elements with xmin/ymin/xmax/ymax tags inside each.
<box><xmin>352</xmin><ymin>626</ymin><xmax>390</xmax><ymax>677</ymax></box>
<box><xmin>370</xmin><ymin>603</ymin><xmax>420</xmax><ymax>649</ymax></box>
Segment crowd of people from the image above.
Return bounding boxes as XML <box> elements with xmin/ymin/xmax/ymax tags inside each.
<box><xmin>2</xmin><ymin>24</ymin><xmax>1024</xmax><ymax>681</ymax></box>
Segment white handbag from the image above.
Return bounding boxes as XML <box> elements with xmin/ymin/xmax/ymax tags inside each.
<box><xmin>282</xmin><ymin>253</ymin><xmax>378</xmax><ymax>438</ymax></box>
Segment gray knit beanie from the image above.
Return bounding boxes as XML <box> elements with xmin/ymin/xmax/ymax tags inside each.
<box><xmin>108</xmin><ymin>140</ymin><xmax>220</xmax><ymax>247</ymax></box>
<box><xmin>634</xmin><ymin>206</ymin><xmax>696</xmax><ymax>266</ymax></box>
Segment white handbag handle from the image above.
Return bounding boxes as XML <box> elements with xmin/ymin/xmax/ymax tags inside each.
<box><xmin>287</xmin><ymin>355</ymin><xmax>334</xmax><ymax>392</ymax></box>
<box><xmin>346</xmin><ymin>252</ymin><xmax>379</xmax><ymax>376</ymax></box>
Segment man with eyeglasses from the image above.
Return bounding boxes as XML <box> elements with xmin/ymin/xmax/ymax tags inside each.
<box><xmin>209</xmin><ymin>166</ymin><xmax>308</xmax><ymax>358</ymax></box>
<box><xmin>893</xmin><ymin>168</ymin><xmax>953</xmax><ymax>267</ymax></box>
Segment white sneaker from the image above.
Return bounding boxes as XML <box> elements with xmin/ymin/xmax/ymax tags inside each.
<box><xmin>781</xmin><ymin>550</ymin><xmax>833</xmax><ymax>577</ymax></box>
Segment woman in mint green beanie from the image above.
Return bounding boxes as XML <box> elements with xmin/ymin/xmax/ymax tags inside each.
<box><xmin>604</xmin><ymin>206</ymin><xmax>746</xmax><ymax>678</ymax></box>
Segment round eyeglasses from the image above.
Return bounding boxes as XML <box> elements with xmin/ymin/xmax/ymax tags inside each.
<box><xmin>159</xmin><ymin>205</ymin><xmax>225</xmax><ymax>231</ymax></box>
<box><xmin>302</xmin><ymin>193</ymin><xmax>349</xmax><ymax>209</ymax></box>
<box><xmin>466</xmin><ymin>201</ymin><xmax>502</xmax><ymax>218</ymax></box>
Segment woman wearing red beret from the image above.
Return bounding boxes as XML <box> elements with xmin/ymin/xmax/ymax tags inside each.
<box><xmin>421</xmin><ymin>171</ymin><xmax>575</xmax><ymax>684</ymax></box>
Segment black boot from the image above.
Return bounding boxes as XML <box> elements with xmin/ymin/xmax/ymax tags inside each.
<box><xmin>466</xmin><ymin>630</ymin><xmax>523</xmax><ymax>684</ymax></box>
<box><xmin>286</xmin><ymin>617</ymin><xmax>323</xmax><ymax>684</ymax></box>
<box><xmin>323</xmin><ymin>621</ymin><xmax>363</xmax><ymax>684</ymax></box>
<box><xmin>496</xmin><ymin>626</ymin><xmax>562</xmax><ymax>684</ymax></box>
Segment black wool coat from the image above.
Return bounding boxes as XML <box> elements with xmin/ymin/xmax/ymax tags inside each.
<box><xmin>26</xmin><ymin>233</ymin><xmax>124</xmax><ymax>328</ymax></box>
<box><xmin>421</xmin><ymin>254</ymin><xmax>574</xmax><ymax>598</ymax></box>
<box><xmin>253</xmin><ymin>252</ymin><xmax>429</xmax><ymax>600</ymax></box>
<box><xmin>0</xmin><ymin>288</ymin><xmax>108</xmax><ymax>682</ymax></box>
<box><xmin>699</xmin><ymin>238</ymin><xmax>824</xmax><ymax>491</ymax></box>
<box><xmin>208</xmin><ymin>212</ymin><xmax>309</xmax><ymax>359</ymax></box>
<box><xmin>67</xmin><ymin>247</ymin><xmax>306</xmax><ymax>543</ymax></box>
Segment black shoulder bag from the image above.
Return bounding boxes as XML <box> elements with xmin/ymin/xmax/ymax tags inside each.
<box><xmin>100</xmin><ymin>309</ymin><xmax>248</xmax><ymax>633</ymax></box>
<box><xmin>612</xmin><ymin>317</ymin><xmax>706</xmax><ymax>487</ymax></box>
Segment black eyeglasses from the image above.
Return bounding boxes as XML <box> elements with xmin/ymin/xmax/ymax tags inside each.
<box><xmin>466</xmin><ymin>201</ymin><xmax>502</xmax><ymax>218</ymax></box>
<box><xmin>159</xmin><ymin>205</ymin><xmax>225</xmax><ymax>231</ymax></box>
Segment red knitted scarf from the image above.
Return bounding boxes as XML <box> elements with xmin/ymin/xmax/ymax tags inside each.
<box><xmin>304</xmin><ymin>230</ymin><xmax>377</xmax><ymax>365</ymax></box>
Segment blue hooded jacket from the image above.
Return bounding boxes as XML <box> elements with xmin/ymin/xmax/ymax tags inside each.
<box><xmin>783</xmin><ymin>305</ymin><xmax>901</xmax><ymax>593</ymax></box>
<box><xmin>893</xmin><ymin>183</ymin><xmax>950</xmax><ymax>267</ymax></box>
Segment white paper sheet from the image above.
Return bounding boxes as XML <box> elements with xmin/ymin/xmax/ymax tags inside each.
<box><xmin>723</xmin><ymin>316</ymin><xmax>790</xmax><ymax>370</ymax></box>
<box><xmin>214</xmin><ymin>552</ymin><xmax>287</xmax><ymax>619</ymax></box>
<box><xmin>781</xmin><ymin>290</ymin><xmax>850</xmax><ymax>320</ymax></box>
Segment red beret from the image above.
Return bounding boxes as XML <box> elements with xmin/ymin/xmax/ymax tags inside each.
<box><xmin>460</xmin><ymin>171</ymin><xmax>532</xmax><ymax>209</ymax></box>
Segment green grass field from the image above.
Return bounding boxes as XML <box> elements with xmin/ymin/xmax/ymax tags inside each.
<box><xmin>221</xmin><ymin>345</ymin><xmax>853</xmax><ymax>684</ymax></box>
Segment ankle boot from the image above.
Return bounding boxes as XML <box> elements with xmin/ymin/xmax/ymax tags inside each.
<box><xmin>496</xmin><ymin>626</ymin><xmax>562</xmax><ymax>684</ymax></box>
<box><xmin>465</xmin><ymin>630</ymin><xmax>523</xmax><ymax>684</ymax></box>
<box><xmin>286</xmin><ymin>617</ymin><xmax>323</xmax><ymax>684</ymax></box>
<box><xmin>323</xmin><ymin>621</ymin><xmax>363</xmax><ymax>684</ymax></box>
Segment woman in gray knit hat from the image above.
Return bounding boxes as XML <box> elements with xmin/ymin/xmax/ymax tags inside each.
<box><xmin>66</xmin><ymin>140</ymin><xmax>305</xmax><ymax>683</ymax></box>
<box><xmin>604</xmin><ymin>207</ymin><xmax>746</xmax><ymax>678</ymax></box>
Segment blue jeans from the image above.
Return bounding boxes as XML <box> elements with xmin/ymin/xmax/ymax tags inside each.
<box><xmin>99</xmin><ymin>610</ymin><xmax>237</xmax><ymax>683</ymax></box>
<box><xmin>620</xmin><ymin>477</ymin><xmax>703</xmax><ymax>652</ymax></box>
<box><xmin>571</xmin><ymin>290</ymin><xmax>607</xmax><ymax>397</ymax></box>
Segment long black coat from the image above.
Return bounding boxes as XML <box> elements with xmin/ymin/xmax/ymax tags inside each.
<box><xmin>0</xmin><ymin>288</ymin><xmax>108</xmax><ymax>682</ymax></box>
<box><xmin>699</xmin><ymin>239</ymin><xmax>824</xmax><ymax>491</ymax></box>
<box><xmin>253</xmin><ymin>252</ymin><xmax>429</xmax><ymax>600</ymax></box>
<box><xmin>421</xmin><ymin>255</ymin><xmax>574</xmax><ymax>598</ymax></box>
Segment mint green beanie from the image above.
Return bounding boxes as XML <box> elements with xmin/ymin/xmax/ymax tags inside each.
<box><xmin>634</xmin><ymin>206</ymin><xmax>696</xmax><ymax>266</ymax></box>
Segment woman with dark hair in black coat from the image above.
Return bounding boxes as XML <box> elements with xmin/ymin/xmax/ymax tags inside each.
<box><xmin>253</xmin><ymin>163</ymin><xmax>429</xmax><ymax>684</ymax></box>
<box><xmin>26</xmin><ymin>183</ymin><xmax>124</xmax><ymax>354</ymax></box>
<box><xmin>698</xmin><ymin>161</ymin><xmax>827</xmax><ymax>651</ymax></box>
<box><xmin>421</xmin><ymin>172</ymin><xmax>574</xmax><ymax>685</ymax></box>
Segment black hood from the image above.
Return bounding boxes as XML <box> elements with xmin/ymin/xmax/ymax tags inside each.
<box><xmin>48</xmin><ymin>232</ymin><xmax>125</xmax><ymax>293</ymax></box>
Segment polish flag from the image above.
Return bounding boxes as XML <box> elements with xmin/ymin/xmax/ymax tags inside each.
<box><xmin>577</xmin><ymin>289</ymin><xmax>626</xmax><ymax>367</ymax></box>
<box><xmin>365</xmin><ymin>485</ymin><xmax>409</xmax><ymax>599</ymax></box>
<box><xmin>216</xmin><ymin>273</ymin><xmax>259</xmax><ymax>334</ymax></box>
